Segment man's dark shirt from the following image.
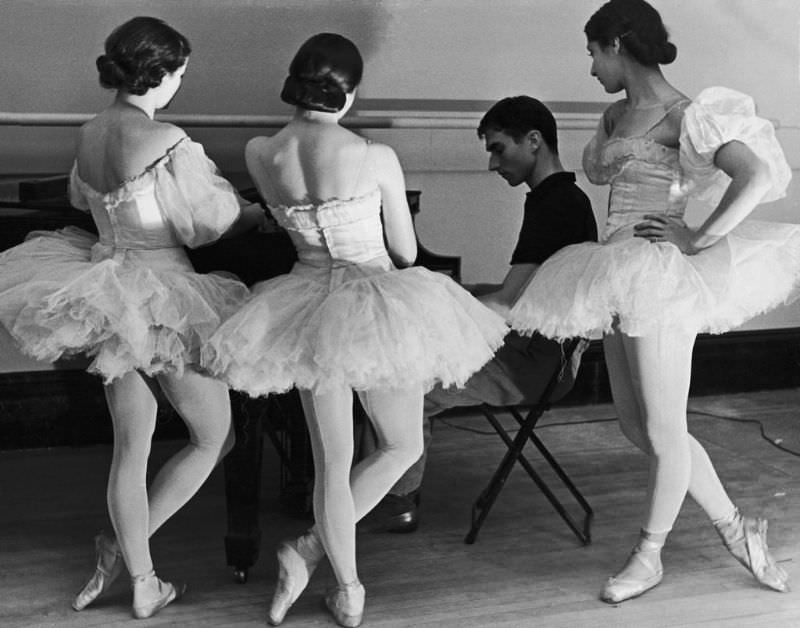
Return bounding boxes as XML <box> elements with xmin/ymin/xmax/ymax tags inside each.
<box><xmin>510</xmin><ymin>171</ymin><xmax>597</xmax><ymax>266</ymax></box>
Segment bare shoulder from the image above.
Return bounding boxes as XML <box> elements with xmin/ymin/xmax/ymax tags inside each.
<box><xmin>142</xmin><ymin>120</ymin><xmax>188</xmax><ymax>155</ymax></box>
<box><xmin>245</xmin><ymin>135</ymin><xmax>273</xmax><ymax>160</ymax></box>
<box><xmin>665</xmin><ymin>91</ymin><xmax>693</xmax><ymax>131</ymax></box>
<box><xmin>245</xmin><ymin>135</ymin><xmax>278</xmax><ymax>175</ymax></box>
<box><xmin>365</xmin><ymin>141</ymin><xmax>400</xmax><ymax>166</ymax></box>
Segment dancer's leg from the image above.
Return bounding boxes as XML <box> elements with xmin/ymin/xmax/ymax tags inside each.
<box><xmin>104</xmin><ymin>371</ymin><xmax>159</xmax><ymax>578</ymax></box>
<box><xmin>604</xmin><ymin>328</ymin><xmax>736</xmax><ymax>523</ymax></box>
<box><xmin>269</xmin><ymin>386</ymin><xmax>422</xmax><ymax>625</ymax></box>
<box><xmin>146</xmin><ymin>369</ymin><xmax>234</xmax><ymax>534</ymax></box>
<box><xmin>301</xmin><ymin>387</ymin><xmax>425</xmax><ymax>577</ymax></box>
<box><xmin>77</xmin><ymin>369</ymin><xmax>228</xmax><ymax>611</ymax></box>
<box><xmin>351</xmin><ymin>387</ymin><xmax>424</xmax><ymax>521</ymax></box>
<box><xmin>298</xmin><ymin>387</ymin><xmax>359</xmax><ymax>586</ymax></box>
<box><xmin>605</xmin><ymin>326</ymin><xmax>788</xmax><ymax>595</ymax></box>
<box><xmin>619</xmin><ymin>328</ymin><xmax>694</xmax><ymax>532</ymax></box>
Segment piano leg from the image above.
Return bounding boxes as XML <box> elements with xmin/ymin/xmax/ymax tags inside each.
<box><xmin>223</xmin><ymin>391</ymin><xmax>266</xmax><ymax>583</ymax></box>
<box><xmin>223</xmin><ymin>389</ymin><xmax>314</xmax><ymax>583</ymax></box>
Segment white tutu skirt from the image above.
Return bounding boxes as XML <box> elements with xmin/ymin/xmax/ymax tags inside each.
<box><xmin>0</xmin><ymin>227</ymin><xmax>249</xmax><ymax>382</ymax></box>
<box><xmin>202</xmin><ymin>262</ymin><xmax>509</xmax><ymax>396</ymax></box>
<box><xmin>509</xmin><ymin>219</ymin><xmax>800</xmax><ymax>339</ymax></box>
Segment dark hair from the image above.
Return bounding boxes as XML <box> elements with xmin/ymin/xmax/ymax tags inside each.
<box><xmin>96</xmin><ymin>17</ymin><xmax>191</xmax><ymax>96</ymax></box>
<box><xmin>584</xmin><ymin>0</ymin><xmax>676</xmax><ymax>66</ymax></box>
<box><xmin>280</xmin><ymin>33</ymin><xmax>363</xmax><ymax>113</ymax></box>
<box><xmin>477</xmin><ymin>96</ymin><xmax>559</xmax><ymax>154</ymax></box>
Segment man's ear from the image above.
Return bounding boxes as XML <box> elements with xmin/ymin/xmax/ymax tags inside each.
<box><xmin>527</xmin><ymin>130</ymin><xmax>542</xmax><ymax>153</ymax></box>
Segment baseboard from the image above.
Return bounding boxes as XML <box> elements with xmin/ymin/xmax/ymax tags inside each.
<box><xmin>2</xmin><ymin>327</ymin><xmax>799</xmax><ymax>449</ymax></box>
<box><xmin>561</xmin><ymin>327</ymin><xmax>800</xmax><ymax>406</ymax></box>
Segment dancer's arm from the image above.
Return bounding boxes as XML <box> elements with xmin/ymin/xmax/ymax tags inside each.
<box><xmin>690</xmin><ymin>140</ymin><xmax>772</xmax><ymax>249</ymax></box>
<box><xmin>374</xmin><ymin>144</ymin><xmax>417</xmax><ymax>268</ymax></box>
<box><xmin>635</xmin><ymin>141</ymin><xmax>771</xmax><ymax>254</ymax></box>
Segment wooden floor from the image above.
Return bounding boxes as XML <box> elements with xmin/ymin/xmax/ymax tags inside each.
<box><xmin>1</xmin><ymin>389</ymin><xmax>798</xmax><ymax>627</ymax></box>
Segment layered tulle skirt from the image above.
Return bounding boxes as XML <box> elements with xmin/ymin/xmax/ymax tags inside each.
<box><xmin>202</xmin><ymin>260</ymin><xmax>509</xmax><ymax>396</ymax></box>
<box><xmin>509</xmin><ymin>219</ymin><xmax>800</xmax><ymax>339</ymax></box>
<box><xmin>0</xmin><ymin>227</ymin><xmax>249</xmax><ymax>382</ymax></box>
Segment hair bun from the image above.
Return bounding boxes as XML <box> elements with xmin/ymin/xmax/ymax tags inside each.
<box><xmin>660</xmin><ymin>41</ymin><xmax>677</xmax><ymax>64</ymax></box>
<box><xmin>96</xmin><ymin>53</ymin><xmax>128</xmax><ymax>89</ymax></box>
<box><xmin>280</xmin><ymin>74</ymin><xmax>347</xmax><ymax>113</ymax></box>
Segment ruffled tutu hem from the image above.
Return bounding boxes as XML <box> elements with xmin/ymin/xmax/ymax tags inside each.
<box><xmin>509</xmin><ymin>219</ymin><xmax>800</xmax><ymax>339</ymax></box>
<box><xmin>0</xmin><ymin>227</ymin><xmax>249</xmax><ymax>382</ymax></box>
<box><xmin>202</xmin><ymin>265</ymin><xmax>508</xmax><ymax>396</ymax></box>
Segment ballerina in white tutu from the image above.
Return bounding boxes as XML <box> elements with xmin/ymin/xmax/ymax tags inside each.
<box><xmin>202</xmin><ymin>33</ymin><xmax>507</xmax><ymax>627</ymax></box>
<box><xmin>509</xmin><ymin>0</ymin><xmax>795</xmax><ymax>604</ymax></box>
<box><xmin>0</xmin><ymin>17</ymin><xmax>263</xmax><ymax>618</ymax></box>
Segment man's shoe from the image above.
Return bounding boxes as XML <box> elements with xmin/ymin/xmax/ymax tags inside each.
<box><xmin>359</xmin><ymin>492</ymin><xmax>419</xmax><ymax>533</ymax></box>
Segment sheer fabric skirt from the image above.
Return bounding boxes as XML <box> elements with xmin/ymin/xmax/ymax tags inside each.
<box><xmin>203</xmin><ymin>259</ymin><xmax>509</xmax><ymax>396</ymax></box>
<box><xmin>509</xmin><ymin>220</ymin><xmax>800</xmax><ymax>339</ymax></box>
<box><xmin>0</xmin><ymin>227</ymin><xmax>249</xmax><ymax>381</ymax></box>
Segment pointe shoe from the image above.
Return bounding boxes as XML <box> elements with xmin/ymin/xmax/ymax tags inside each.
<box><xmin>267</xmin><ymin>532</ymin><xmax>325</xmax><ymax>626</ymax></box>
<box><xmin>601</xmin><ymin>530</ymin><xmax>665</xmax><ymax>604</ymax></box>
<box><xmin>715</xmin><ymin>511</ymin><xmax>790</xmax><ymax>593</ymax></box>
<box><xmin>130</xmin><ymin>570</ymin><xmax>186</xmax><ymax>620</ymax></box>
<box><xmin>72</xmin><ymin>532</ymin><xmax>124</xmax><ymax>611</ymax></box>
<box><xmin>324</xmin><ymin>581</ymin><xmax>365</xmax><ymax>628</ymax></box>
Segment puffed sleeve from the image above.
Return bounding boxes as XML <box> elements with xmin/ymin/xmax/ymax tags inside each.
<box><xmin>582</xmin><ymin>117</ymin><xmax>610</xmax><ymax>185</ymax></box>
<box><xmin>153</xmin><ymin>138</ymin><xmax>242</xmax><ymax>248</ymax></box>
<box><xmin>582</xmin><ymin>103</ymin><xmax>624</xmax><ymax>185</ymax></box>
<box><xmin>679</xmin><ymin>86</ymin><xmax>791</xmax><ymax>206</ymax></box>
<box><xmin>68</xmin><ymin>162</ymin><xmax>91</xmax><ymax>212</ymax></box>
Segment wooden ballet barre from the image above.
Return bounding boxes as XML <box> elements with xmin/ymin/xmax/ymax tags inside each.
<box><xmin>0</xmin><ymin>111</ymin><xmax>600</xmax><ymax>130</ymax></box>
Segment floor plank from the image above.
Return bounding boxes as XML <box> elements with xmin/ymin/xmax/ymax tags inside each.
<box><xmin>0</xmin><ymin>389</ymin><xmax>798</xmax><ymax>627</ymax></box>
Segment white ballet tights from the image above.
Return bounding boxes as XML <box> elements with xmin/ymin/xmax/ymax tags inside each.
<box><xmin>104</xmin><ymin>369</ymin><xmax>234</xmax><ymax>578</ymax></box>
<box><xmin>299</xmin><ymin>386</ymin><xmax>424</xmax><ymax>586</ymax></box>
<box><xmin>603</xmin><ymin>324</ymin><xmax>736</xmax><ymax>536</ymax></box>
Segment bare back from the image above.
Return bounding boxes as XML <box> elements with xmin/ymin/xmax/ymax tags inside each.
<box><xmin>245</xmin><ymin>122</ymin><xmax>377</xmax><ymax>206</ymax></box>
<box><xmin>75</xmin><ymin>106</ymin><xmax>186</xmax><ymax>194</ymax></box>
<box><xmin>245</xmin><ymin>119</ymin><xmax>417</xmax><ymax>266</ymax></box>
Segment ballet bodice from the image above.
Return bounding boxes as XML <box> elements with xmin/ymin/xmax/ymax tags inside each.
<box><xmin>582</xmin><ymin>86</ymin><xmax>792</xmax><ymax>243</ymax></box>
<box><xmin>584</xmin><ymin>135</ymin><xmax>688</xmax><ymax>242</ymax></box>
<box><xmin>269</xmin><ymin>187</ymin><xmax>392</xmax><ymax>269</ymax></box>
<box><xmin>68</xmin><ymin>137</ymin><xmax>242</xmax><ymax>264</ymax></box>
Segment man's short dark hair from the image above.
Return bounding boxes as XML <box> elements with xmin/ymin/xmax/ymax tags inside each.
<box><xmin>477</xmin><ymin>96</ymin><xmax>558</xmax><ymax>154</ymax></box>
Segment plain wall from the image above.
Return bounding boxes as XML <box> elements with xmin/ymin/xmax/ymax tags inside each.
<box><xmin>1</xmin><ymin>0</ymin><xmax>798</xmax><ymax>359</ymax></box>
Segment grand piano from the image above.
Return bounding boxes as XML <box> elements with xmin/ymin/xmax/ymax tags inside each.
<box><xmin>1</xmin><ymin>177</ymin><xmax>461</xmax><ymax>583</ymax></box>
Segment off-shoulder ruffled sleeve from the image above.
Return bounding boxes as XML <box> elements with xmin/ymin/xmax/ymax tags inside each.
<box><xmin>153</xmin><ymin>139</ymin><xmax>241</xmax><ymax>248</ymax></box>
<box><xmin>68</xmin><ymin>163</ymin><xmax>90</xmax><ymax>212</ymax></box>
<box><xmin>679</xmin><ymin>86</ymin><xmax>791</xmax><ymax>206</ymax></box>
<box><xmin>582</xmin><ymin>116</ymin><xmax>611</xmax><ymax>185</ymax></box>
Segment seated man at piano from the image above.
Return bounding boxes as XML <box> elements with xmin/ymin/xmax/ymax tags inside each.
<box><xmin>361</xmin><ymin>95</ymin><xmax>598</xmax><ymax>532</ymax></box>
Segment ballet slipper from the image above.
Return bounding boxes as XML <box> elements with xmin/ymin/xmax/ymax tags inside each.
<box><xmin>324</xmin><ymin>580</ymin><xmax>365</xmax><ymax>628</ymax></box>
<box><xmin>72</xmin><ymin>532</ymin><xmax>124</xmax><ymax>611</ymax></box>
<box><xmin>601</xmin><ymin>530</ymin><xmax>665</xmax><ymax>604</ymax></box>
<box><xmin>130</xmin><ymin>569</ymin><xmax>186</xmax><ymax>619</ymax></box>
<box><xmin>715</xmin><ymin>510</ymin><xmax>790</xmax><ymax>593</ymax></box>
<box><xmin>268</xmin><ymin>530</ymin><xmax>325</xmax><ymax>626</ymax></box>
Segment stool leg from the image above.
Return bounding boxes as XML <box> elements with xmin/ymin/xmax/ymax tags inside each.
<box><xmin>465</xmin><ymin>409</ymin><xmax>536</xmax><ymax>544</ymax></box>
